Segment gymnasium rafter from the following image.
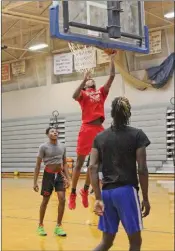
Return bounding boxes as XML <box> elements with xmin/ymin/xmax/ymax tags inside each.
<box><xmin>1</xmin><ymin>1</ymin><xmax>174</xmax><ymax>64</ymax></box>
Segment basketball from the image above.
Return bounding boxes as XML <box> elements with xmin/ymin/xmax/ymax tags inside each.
<box><xmin>104</xmin><ymin>48</ymin><xmax>117</xmax><ymax>55</ymax></box>
<box><xmin>14</xmin><ymin>171</ymin><xmax>19</xmax><ymax>176</ymax></box>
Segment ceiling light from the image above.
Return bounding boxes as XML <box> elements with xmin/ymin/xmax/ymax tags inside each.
<box><xmin>28</xmin><ymin>43</ymin><xmax>48</xmax><ymax>51</ymax></box>
<box><xmin>164</xmin><ymin>12</ymin><xmax>174</xmax><ymax>19</ymax></box>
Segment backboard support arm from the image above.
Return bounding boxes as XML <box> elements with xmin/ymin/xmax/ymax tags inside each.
<box><xmin>107</xmin><ymin>1</ymin><xmax>122</xmax><ymax>39</ymax></box>
<box><xmin>63</xmin><ymin>1</ymin><xmax>69</xmax><ymax>32</ymax></box>
<box><xmin>69</xmin><ymin>22</ymin><xmax>143</xmax><ymax>41</ymax></box>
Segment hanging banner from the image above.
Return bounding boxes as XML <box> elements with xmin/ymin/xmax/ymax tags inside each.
<box><xmin>149</xmin><ymin>30</ymin><xmax>162</xmax><ymax>55</ymax></box>
<box><xmin>54</xmin><ymin>53</ymin><xmax>73</xmax><ymax>75</ymax></box>
<box><xmin>2</xmin><ymin>64</ymin><xmax>10</xmax><ymax>82</ymax></box>
<box><xmin>97</xmin><ymin>49</ymin><xmax>110</xmax><ymax>64</ymax></box>
<box><xmin>12</xmin><ymin>60</ymin><xmax>26</xmax><ymax>76</ymax></box>
<box><xmin>74</xmin><ymin>47</ymin><xmax>96</xmax><ymax>72</ymax></box>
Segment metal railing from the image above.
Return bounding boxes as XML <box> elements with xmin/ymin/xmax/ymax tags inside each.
<box><xmin>166</xmin><ymin>97</ymin><xmax>175</xmax><ymax>164</ymax></box>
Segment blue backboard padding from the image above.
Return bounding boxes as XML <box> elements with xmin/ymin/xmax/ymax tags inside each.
<box><xmin>50</xmin><ymin>5</ymin><xmax>149</xmax><ymax>54</ymax></box>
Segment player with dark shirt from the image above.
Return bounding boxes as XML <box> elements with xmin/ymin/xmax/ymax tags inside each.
<box><xmin>89</xmin><ymin>97</ymin><xmax>151</xmax><ymax>251</ymax></box>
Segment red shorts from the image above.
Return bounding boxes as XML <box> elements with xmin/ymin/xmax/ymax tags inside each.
<box><xmin>76</xmin><ymin>124</ymin><xmax>104</xmax><ymax>156</ymax></box>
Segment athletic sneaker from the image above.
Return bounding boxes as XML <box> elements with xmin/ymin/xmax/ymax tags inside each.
<box><xmin>80</xmin><ymin>188</ymin><xmax>89</xmax><ymax>208</ymax></box>
<box><xmin>37</xmin><ymin>225</ymin><xmax>47</xmax><ymax>236</ymax></box>
<box><xmin>54</xmin><ymin>225</ymin><xmax>67</xmax><ymax>236</ymax></box>
<box><xmin>68</xmin><ymin>193</ymin><xmax>77</xmax><ymax>209</ymax></box>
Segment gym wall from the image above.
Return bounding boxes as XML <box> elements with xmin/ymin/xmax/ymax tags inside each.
<box><xmin>2</xmin><ymin>27</ymin><xmax>174</xmax><ymax>120</ymax></box>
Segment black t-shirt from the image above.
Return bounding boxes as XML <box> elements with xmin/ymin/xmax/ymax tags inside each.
<box><xmin>93</xmin><ymin>126</ymin><xmax>150</xmax><ymax>190</ymax></box>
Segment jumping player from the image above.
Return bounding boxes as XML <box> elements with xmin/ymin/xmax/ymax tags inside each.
<box><xmin>89</xmin><ymin>97</ymin><xmax>151</xmax><ymax>251</ymax></box>
<box><xmin>33</xmin><ymin>127</ymin><xmax>70</xmax><ymax>236</ymax></box>
<box><xmin>68</xmin><ymin>56</ymin><xmax>115</xmax><ymax>210</ymax></box>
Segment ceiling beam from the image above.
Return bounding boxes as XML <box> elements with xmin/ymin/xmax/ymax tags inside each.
<box><xmin>2</xmin><ymin>10</ymin><xmax>49</xmax><ymax>22</ymax></box>
<box><xmin>149</xmin><ymin>24</ymin><xmax>174</xmax><ymax>32</ymax></box>
<box><xmin>19</xmin><ymin>29</ymin><xmax>46</xmax><ymax>59</ymax></box>
<box><xmin>2</xmin><ymin>13</ymin><xmax>49</xmax><ymax>25</ymax></box>
<box><xmin>4</xmin><ymin>46</ymin><xmax>32</xmax><ymax>52</ymax></box>
<box><xmin>3</xmin><ymin>50</ymin><xmax>17</xmax><ymax>60</ymax></box>
<box><xmin>3</xmin><ymin>1</ymin><xmax>32</xmax><ymax>11</ymax></box>
<box><xmin>2</xmin><ymin>24</ymin><xmax>45</xmax><ymax>41</ymax></box>
<box><xmin>52</xmin><ymin>48</ymin><xmax>70</xmax><ymax>54</ymax></box>
<box><xmin>2</xmin><ymin>46</ymin><xmax>69</xmax><ymax>65</ymax></box>
<box><xmin>40</xmin><ymin>2</ymin><xmax>52</xmax><ymax>15</ymax></box>
<box><xmin>3</xmin><ymin>46</ymin><xmax>49</xmax><ymax>55</ymax></box>
<box><xmin>20</xmin><ymin>21</ymin><xmax>23</xmax><ymax>47</ymax></box>
<box><xmin>2</xmin><ymin>11</ymin><xmax>49</xmax><ymax>25</ymax></box>
<box><xmin>2</xmin><ymin>20</ymin><xmax>20</xmax><ymax>39</ymax></box>
<box><xmin>2</xmin><ymin>53</ymin><xmax>49</xmax><ymax>65</ymax></box>
<box><xmin>145</xmin><ymin>10</ymin><xmax>174</xmax><ymax>25</ymax></box>
<box><xmin>46</xmin><ymin>28</ymin><xmax>51</xmax><ymax>51</ymax></box>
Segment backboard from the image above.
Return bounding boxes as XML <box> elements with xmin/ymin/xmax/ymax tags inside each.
<box><xmin>50</xmin><ymin>1</ymin><xmax>149</xmax><ymax>54</ymax></box>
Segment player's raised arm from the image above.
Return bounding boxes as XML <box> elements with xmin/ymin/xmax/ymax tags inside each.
<box><xmin>72</xmin><ymin>71</ymin><xmax>91</xmax><ymax>100</ymax></box>
<box><xmin>103</xmin><ymin>55</ymin><xmax>115</xmax><ymax>93</ymax></box>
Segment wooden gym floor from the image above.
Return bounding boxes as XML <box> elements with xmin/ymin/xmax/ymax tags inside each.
<box><xmin>2</xmin><ymin>177</ymin><xmax>174</xmax><ymax>251</ymax></box>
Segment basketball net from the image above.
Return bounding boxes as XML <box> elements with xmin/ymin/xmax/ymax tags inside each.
<box><xmin>68</xmin><ymin>42</ymin><xmax>96</xmax><ymax>74</ymax></box>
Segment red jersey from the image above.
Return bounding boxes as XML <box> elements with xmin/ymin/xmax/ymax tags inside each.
<box><xmin>76</xmin><ymin>86</ymin><xmax>108</xmax><ymax>124</ymax></box>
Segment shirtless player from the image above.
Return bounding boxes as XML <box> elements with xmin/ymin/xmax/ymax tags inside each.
<box><xmin>68</xmin><ymin>56</ymin><xmax>115</xmax><ymax>210</ymax></box>
<box><xmin>34</xmin><ymin>127</ymin><xmax>70</xmax><ymax>236</ymax></box>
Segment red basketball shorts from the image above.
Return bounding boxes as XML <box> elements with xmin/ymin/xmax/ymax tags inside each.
<box><xmin>76</xmin><ymin>124</ymin><xmax>104</xmax><ymax>156</ymax></box>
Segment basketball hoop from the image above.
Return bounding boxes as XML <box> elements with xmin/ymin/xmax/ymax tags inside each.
<box><xmin>68</xmin><ymin>42</ymin><xmax>96</xmax><ymax>73</ymax></box>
